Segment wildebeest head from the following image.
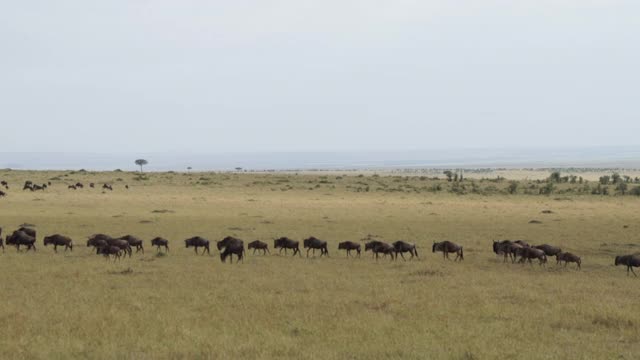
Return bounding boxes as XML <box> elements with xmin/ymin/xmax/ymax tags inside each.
<box><xmin>432</xmin><ymin>242</ymin><xmax>437</xmax><ymax>253</ymax></box>
<box><xmin>338</xmin><ymin>242</ymin><xmax>346</xmax><ymax>250</ymax></box>
<box><xmin>615</xmin><ymin>256</ymin><xmax>622</xmax><ymax>266</ymax></box>
<box><xmin>43</xmin><ymin>236</ymin><xmax>52</xmax><ymax>246</ymax></box>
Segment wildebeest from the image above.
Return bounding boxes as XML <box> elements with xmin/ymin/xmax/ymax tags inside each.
<box><xmin>338</xmin><ymin>241</ymin><xmax>361</xmax><ymax>257</ymax></box>
<box><xmin>217</xmin><ymin>236</ymin><xmax>245</xmax><ymax>263</ymax></box>
<box><xmin>515</xmin><ymin>247</ymin><xmax>547</xmax><ymax>266</ymax></box>
<box><xmin>68</xmin><ymin>185</ymin><xmax>77</xmax><ymax>190</ymax></box>
<box><xmin>151</xmin><ymin>237</ymin><xmax>169</xmax><ymax>252</ymax></box>
<box><xmin>0</xmin><ymin>227</ymin><xmax>3</xmax><ymax>252</ymax></box>
<box><xmin>184</xmin><ymin>236</ymin><xmax>210</xmax><ymax>255</ymax></box>
<box><xmin>24</xmin><ymin>180</ymin><xmax>32</xmax><ymax>186</ymax></box>
<box><xmin>392</xmin><ymin>240</ymin><xmax>418</xmax><ymax>261</ymax></box>
<box><xmin>247</xmin><ymin>240</ymin><xmax>269</xmax><ymax>255</ymax></box>
<box><xmin>89</xmin><ymin>183</ymin><xmax>95</xmax><ymax>188</ymax></box>
<box><xmin>75</xmin><ymin>182</ymin><xmax>84</xmax><ymax>188</ymax></box>
<box><xmin>103</xmin><ymin>184</ymin><xmax>113</xmax><ymax>191</ymax></box>
<box><xmin>18</xmin><ymin>227</ymin><xmax>36</xmax><ymax>239</ymax></box>
<box><xmin>534</xmin><ymin>244</ymin><xmax>562</xmax><ymax>258</ymax></box>
<box><xmin>125</xmin><ymin>185</ymin><xmax>129</xmax><ymax>189</ymax></box>
<box><xmin>365</xmin><ymin>241</ymin><xmax>395</xmax><ymax>260</ymax></box>
<box><xmin>303</xmin><ymin>236</ymin><xmax>329</xmax><ymax>257</ymax></box>
<box><xmin>23</xmin><ymin>184</ymin><xmax>33</xmax><ymax>191</ymax></box>
<box><xmin>43</xmin><ymin>234</ymin><xmax>73</xmax><ymax>252</ymax></box>
<box><xmin>118</xmin><ymin>235</ymin><xmax>144</xmax><ymax>253</ymax></box>
<box><xmin>6</xmin><ymin>230</ymin><xmax>36</xmax><ymax>252</ymax></box>
<box><xmin>493</xmin><ymin>240</ymin><xmax>524</xmax><ymax>263</ymax></box>
<box><xmin>432</xmin><ymin>241</ymin><xmax>463</xmax><ymax>261</ymax></box>
<box><xmin>556</xmin><ymin>252</ymin><xmax>581</xmax><ymax>269</ymax></box>
<box><xmin>615</xmin><ymin>255</ymin><xmax>640</xmax><ymax>276</ymax></box>
<box><xmin>0</xmin><ymin>190</ymin><xmax>5</xmax><ymax>197</ymax></box>
<box><xmin>0</xmin><ymin>180</ymin><xmax>7</xmax><ymax>187</ymax></box>
<box><xmin>274</xmin><ymin>237</ymin><xmax>301</xmax><ymax>256</ymax></box>
<box><xmin>32</xmin><ymin>184</ymin><xmax>44</xmax><ymax>191</ymax></box>
<box><xmin>97</xmin><ymin>246</ymin><xmax>122</xmax><ymax>261</ymax></box>
<box><xmin>87</xmin><ymin>234</ymin><xmax>131</xmax><ymax>257</ymax></box>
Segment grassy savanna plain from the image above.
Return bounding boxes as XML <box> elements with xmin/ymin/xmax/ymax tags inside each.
<box><xmin>1</xmin><ymin>170</ymin><xmax>640</xmax><ymax>359</ymax></box>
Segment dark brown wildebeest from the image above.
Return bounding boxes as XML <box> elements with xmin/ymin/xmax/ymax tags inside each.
<box><xmin>0</xmin><ymin>180</ymin><xmax>7</xmax><ymax>187</ymax></box>
<box><xmin>534</xmin><ymin>244</ymin><xmax>562</xmax><ymax>257</ymax></box>
<box><xmin>0</xmin><ymin>190</ymin><xmax>5</xmax><ymax>197</ymax></box>
<box><xmin>493</xmin><ymin>240</ymin><xmax>524</xmax><ymax>263</ymax></box>
<box><xmin>274</xmin><ymin>237</ymin><xmax>301</xmax><ymax>256</ymax></box>
<box><xmin>247</xmin><ymin>240</ymin><xmax>269</xmax><ymax>255</ymax></box>
<box><xmin>303</xmin><ymin>236</ymin><xmax>329</xmax><ymax>257</ymax></box>
<box><xmin>32</xmin><ymin>184</ymin><xmax>44</xmax><ymax>191</ymax></box>
<box><xmin>97</xmin><ymin>245</ymin><xmax>122</xmax><ymax>261</ymax></box>
<box><xmin>24</xmin><ymin>180</ymin><xmax>32</xmax><ymax>186</ymax></box>
<box><xmin>118</xmin><ymin>235</ymin><xmax>144</xmax><ymax>253</ymax></box>
<box><xmin>6</xmin><ymin>230</ymin><xmax>36</xmax><ymax>252</ymax></box>
<box><xmin>185</xmin><ymin>236</ymin><xmax>210</xmax><ymax>255</ymax></box>
<box><xmin>0</xmin><ymin>227</ymin><xmax>3</xmax><ymax>252</ymax></box>
<box><xmin>615</xmin><ymin>255</ymin><xmax>640</xmax><ymax>276</ymax></box>
<box><xmin>18</xmin><ymin>227</ymin><xmax>36</xmax><ymax>239</ymax></box>
<box><xmin>89</xmin><ymin>183</ymin><xmax>95</xmax><ymax>188</ymax></box>
<box><xmin>42</xmin><ymin>184</ymin><xmax>47</xmax><ymax>189</ymax></box>
<box><xmin>23</xmin><ymin>184</ymin><xmax>33</xmax><ymax>191</ymax></box>
<box><xmin>43</xmin><ymin>234</ymin><xmax>73</xmax><ymax>252</ymax></box>
<box><xmin>75</xmin><ymin>182</ymin><xmax>84</xmax><ymax>188</ymax></box>
<box><xmin>86</xmin><ymin>234</ymin><xmax>131</xmax><ymax>257</ymax></box>
<box><xmin>103</xmin><ymin>184</ymin><xmax>113</xmax><ymax>191</ymax></box>
<box><xmin>125</xmin><ymin>185</ymin><xmax>129</xmax><ymax>189</ymax></box>
<box><xmin>47</xmin><ymin>181</ymin><xmax>51</xmax><ymax>186</ymax></box>
<box><xmin>151</xmin><ymin>237</ymin><xmax>169</xmax><ymax>252</ymax></box>
<box><xmin>68</xmin><ymin>185</ymin><xmax>77</xmax><ymax>190</ymax></box>
<box><xmin>432</xmin><ymin>241</ymin><xmax>463</xmax><ymax>261</ymax></box>
<box><xmin>365</xmin><ymin>241</ymin><xmax>395</xmax><ymax>260</ymax></box>
<box><xmin>515</xmin><ymin>247</ymin><xmax>547</xmax><ymax>266</ymax></box>
<box><xmin>392</xmin><ymin>240</ymin><xmax>418</xmax><ymax>261</ymax></box>
<box><xmin>556</xmin><ymin>252</ymin><xmax>581</xmax><ymax>269</ymax></box>
<box><xmin>217</xmin><ymin>236</ymin><xmax>245</xmax><ymax>263</ymax></box>
<box><xmin>338</xmin><ymin>241</ymin><xmax>361</xmax><ymax>257</ymax></box>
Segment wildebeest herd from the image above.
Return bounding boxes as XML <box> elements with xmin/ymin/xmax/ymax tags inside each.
<box><xmin>1</xmin><ymin>225</ymin><xmax>639</xmax><ymax>276</ymax></box>
<box><xmin>0</xmin><ymin>180</ymin><xmax>127</xmax><ymax>194</ymax></box>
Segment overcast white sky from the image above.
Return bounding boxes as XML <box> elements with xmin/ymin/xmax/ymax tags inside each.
<box><xmin>1</xmin><ymin>1</ymin><xmax>638</xmax><ymax>154</ymax></box>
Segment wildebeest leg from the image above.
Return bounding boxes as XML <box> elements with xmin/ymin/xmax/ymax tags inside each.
<box><xmin>194</xmin><ymin>247</ymin><xmax>198</xmax><ymax>254</ymax></box>
<box><xmin>265</xmin><ymin>247</ymin><xmax>270</xmax><ymax>255</ymax></box>
<box><xmin>307</xmin><ymin>248</ymin><xmax>311</xmax><ymax>257</ymax></box>
<box><xmin>630</xmin><ymin>266</ymin><xmax>638</xmax><ymax>277</ymax></box>
<box><xmin>356</xmin><ymin>249</ymin><xmax>361</xmax><ymax>258</ymax></box>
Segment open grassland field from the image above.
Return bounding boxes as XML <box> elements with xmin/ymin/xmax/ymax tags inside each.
<box><xmin>1</xmin><ymin>170</ymin><xmax>640</xmax><ymax>359</ymax></box>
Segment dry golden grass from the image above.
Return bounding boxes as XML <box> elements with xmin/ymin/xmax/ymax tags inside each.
<box><xmin>0</xmin><ymin>170</ymin><xmax>639</xmax><ymax>359</ymax></box>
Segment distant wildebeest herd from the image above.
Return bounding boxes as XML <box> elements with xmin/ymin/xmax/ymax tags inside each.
<box><xmin>0</xmin><ymin>180</ymin><xmax>128</xmax><ymax>194</ymax></box>
<box><xmin>1</xmin><ymin>225</ymin><xmax>639</xmax><ymax>276</ymax></box>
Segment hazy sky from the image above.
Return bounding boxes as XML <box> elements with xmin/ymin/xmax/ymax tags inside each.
<box><xmin>1</xmin><ymin>1</ymin><xmax>638</xmax><ymax>153</ymax></box>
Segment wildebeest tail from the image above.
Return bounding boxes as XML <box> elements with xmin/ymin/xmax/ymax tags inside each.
<box><xmin>460</xmin><ymin>247</ymin><xmax>463</xmax><ymax>260</ymax></box>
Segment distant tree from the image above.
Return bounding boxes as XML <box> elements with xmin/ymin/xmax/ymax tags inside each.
<box><xmin>135</xmin><ymin>159</ymin><xmax>148</xmax><ymax>173</ymax></box>
<box><xmin>235</xmin><ymin>167</ymin><xmax>243</xmax><ymax>172</ymax></box>
<box><xmin>630</xmin><ymin>186</ymin><xmax>640</xmax><ymax>196</ymax></box>
<box><xmin>549</xmin><ymin>171</ymin><xmax>561</xmax><ymax>183</ymax></box>
<box><xmin>599</xmin><ymin>175</ymin><xmax>610</xmax><ymax>185</ymax></box>
<box><xmin>612</xmin><ymin>173</ymin><xmax>621</xmax><ymax>184</ymax></box>
<box><xmin>616</xmin><ymin>182</ymin><xmax>628</xmax><ymax>195</ymax></box>
<box><xmin>443</xmin><ymin>170</ymin><xmax>453</xmax><ymax>182</ymax></box>
<box><xmin>507</xmin><ymin>181</ymin><xmax>518</xmax><ymax>195</ymax></box>
<box><xmin>187</xmin><ymin>166</ymin><xmax>192</xmax><ymax>172</ymax></box>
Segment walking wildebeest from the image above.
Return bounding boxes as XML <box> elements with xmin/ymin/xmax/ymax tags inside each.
<box><xmin>184</xmin><ymin>236</ymin><xmax>210</xmax><ymax>255</ymax></box>
<box><xmin>0</xmin><ymin>190</ymin><xmax>5</xmax><ymax>197</ymax></box>
<box><xmin>18</xmin><ymin>227</ymin><xmax>36</xmax><ymax>239</ymax></box>
<box><xmin>432</xmin><ymin>241</ymin><xmax>463</xmax><ymax>261</ymax></box>
<box><xmin>103</xmin><ymin>184</ymin><xmax>113</xmax><ymax>191</ymax></box>
<box><xmin>75</xmin><ymin>182</ymin><xmax>84</xmax><ymax>188</ymax></box>
<box><xmin>365</xmin><ymin>241</ymin><xmax>395</xmax><ymax>260</ymax></box>
<box><xmin>97</xmin><ymin>245</ymin><xmax>122</xmax><ymax>261</ymax></box>
<box><xmin>68</xmin><ymin>185</ymin><xmax>77</xmax><ymax>190</ymax></box>
<box><xmin>89</xmin><ymin>183</ymin><xmax>95</xmax><ymax>188</ymax></box>
<box><xmin>6</xmin><ymin>230</ymin><xmax>36</xmax><ymax>252</ymax></box>
<box><xmin>274</xmin><ymin>237</ymin><xmax>301</xmax><ymax>256</ymax></box>
<box><xmin>392</xmin><ymin>240</ymin><xmax>418</xmax><ymax>261</ymax></box>
<box><xmin>0</xmin><ymin>180</ymin><xmax>7</xmax><ymax>187</ymax></box>
<box><xmin>247</xmin><ymin>240</ymin><xmax>269</xmax><ymax>255</ymax></box>
<box><xmin>151</xmin><ymin>237</ymin><xmax>169</xmax><ymax>252</ymax></box>
<box><xmin>125</xmin><ymin>185</ymin><xmax>129</xmax><ymax>189</ymax></box>
<box><xmin>338</xmin><ymin>241</ymin><xmax>361</xmax><ymax>257</ymax></box>
<box><xmin>23</xmin><ymin>184</ymin><xmax>33</xmax><ymax>191</ymax></box>
<box><xmin>515</xmin><ymin>247</ymin><xmax>547</xmax><ymax>266</ymax></box>
<box><xmin>87</xmin><ymin>234</ymin><xmax>131</xmax><ymax>257</ymax></box>
<box><xmin>0</xmin><ymin>227</ymin><xmax>3</xmax><ymax>252</ymax></box>
<box><xmin>303</xmin><ymin>236</ymin><xmax>329</xmax><ymax>257</ymax></box>
<box><xmin>32</xmin><ymin>184</ymin><xmax>44</xmax><ymax>191</ymax></box>
<box><xmin>493</xmin><ymin>240</ymin><xmax>524</xmax><ymax>263</ymax></box>
<box><xmin>556</xmin><ymin>252</ymin><xmax>581</xmax><ymax>269</ymax></box>
<box><xmin>43</xmin><ymin>234</ymin><xmax>73</xmax><ymax>252</ymax></box>
<box><xmin>118</xmin><ymin>235</ymin><xmax>144</xmax><ymax>253</ymax></box>
<box><xmin>217</xmin><ymin>236</ymin><xmax>245</xmax><ymax>263</ymax></box>
<box><xmin>534</xmin><ymin>244</ymin><xmax>562</xmax><ymax>258</ymax></box>
<box><xmin>615</xmin><ymin>255</ymin><xmax>640</xmax><ymax>276</ymax></box>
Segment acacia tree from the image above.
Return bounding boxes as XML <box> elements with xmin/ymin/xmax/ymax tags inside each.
<box><xmin>135</xmin><ymin>159</ymin><xmax>148</xmax><ymax>173</ymax></box>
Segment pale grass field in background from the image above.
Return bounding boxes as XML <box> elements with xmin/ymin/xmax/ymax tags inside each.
<box><xmin>0</xmin><ymin>170</ymin><xmax>639</xmax><ymax>359</ymax></box>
